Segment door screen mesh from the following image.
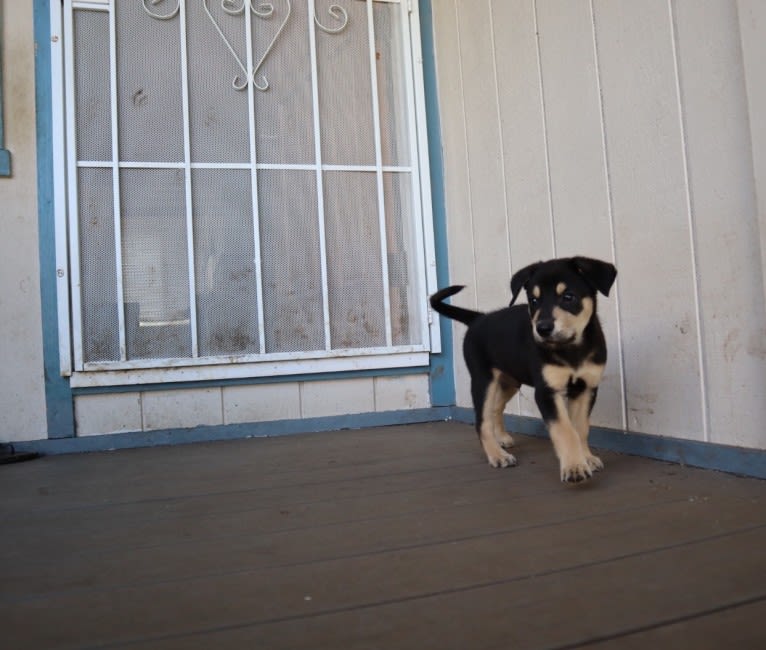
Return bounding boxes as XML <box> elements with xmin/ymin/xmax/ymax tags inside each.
<box><xmin>66</xmin><ymin>0</ymin><xmax>427</xmax><ymax>370</ymax></box>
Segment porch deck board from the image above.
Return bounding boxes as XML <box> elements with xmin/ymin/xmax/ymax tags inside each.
<box><xmin>2</xmin><ymin>421</ymin><xmax>765</xmax><ymax>649</ymax></box>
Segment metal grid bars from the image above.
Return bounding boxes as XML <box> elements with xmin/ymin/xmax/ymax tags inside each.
<box><xmin>62</xmin><ymin>0</ymin><xmax>434</xmax><ymax>377</ymax></box>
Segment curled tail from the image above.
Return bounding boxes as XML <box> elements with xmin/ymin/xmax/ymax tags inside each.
<box><xmin>429</xmin><ymin>285</ymin><xmax>482</xmax><ymax>326</ymax></box>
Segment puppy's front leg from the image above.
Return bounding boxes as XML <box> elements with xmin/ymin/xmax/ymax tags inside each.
<box><xmin>536</xmin><ymin>388</ymin><xmax>592</xmax><ymax>483</ymax></box>
<box><xmin>568</xmin><ymin>388</ymin><xmax>603</xmax><ymax>473</ymax></box>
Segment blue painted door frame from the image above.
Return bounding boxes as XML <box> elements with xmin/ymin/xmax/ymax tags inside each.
<box><xmin>34</xmin><ymin>0</ymin><xmax>75</xmax><ymax>438</ymax></box>
<box><xmin>32</xmin><ymin>0</ymin><xmax>456</xmax><ymax>440</ymax></box>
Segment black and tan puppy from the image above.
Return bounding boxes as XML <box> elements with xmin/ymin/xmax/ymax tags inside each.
<box><xmin>430</xmin><ymin>257</ymin><xmax>617</xmax><ymax>483</ymax></box>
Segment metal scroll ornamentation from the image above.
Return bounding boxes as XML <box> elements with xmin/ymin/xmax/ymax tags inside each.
<box><xmin>143</xmin><ymin>0</ymin><xmax>181</xmax><ymax>20</ymax></box>
<box><xmin>142</xmin><ymin>0</ymin><xmax>350</xmax><ymax>91</ymax></box>
<box><xmin>314</xmin><ymin>3</ymin><xmax>349</xmax><ymax>34</ymax></box>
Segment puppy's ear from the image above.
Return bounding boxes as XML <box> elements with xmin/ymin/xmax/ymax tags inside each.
<box><xmin>510</xmin><ymin>261</ymin><xmax>541</xmax><ymax>306</ymax></box>
<box><xmin>571</xmin><ymin>257</ymin><xmax>617</xmax><ymax>296</ymax></box>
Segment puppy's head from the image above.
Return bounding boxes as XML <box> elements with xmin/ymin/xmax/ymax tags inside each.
<box><xmin>510</xmin><ymin>257</ymin><xmax>617</xmax><ymax>347</ymax></box>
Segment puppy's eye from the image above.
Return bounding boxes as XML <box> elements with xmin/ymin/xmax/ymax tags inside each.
<box><xmin>529</xmin><ymin>297</ymin><xmax>539</xmax><ymax>308</ymax></box>
<box><xmin>561</xmin><ymin>292</ymin><xmax>576</xmax><ymax>304</ymax></box>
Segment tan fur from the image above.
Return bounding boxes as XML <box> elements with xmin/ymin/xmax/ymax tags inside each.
<box><xmin>479</xmin><ymin>371</ymin><xmax>517</xmax><ymax>467</ymax></box>
<box><xmin>548</xmin><ymin>296</ymin><xmax>594</xmax><ymax>345</ymax></box>
<box><xmin>556</xmin><ymin>282</ymin><xmax>567</xmax><ymax>295</ymax></box>
<box><xmin>568</xmin><ymin>391</ymin><xmax>604</xmax><ymax>472</ymax></box>
<box><xmin>490</xmin><ymin>369</ymin><xmax>519</xmax><ymax>449</ymax></box>
<box><xmin>542</xmin><ymin>360</ymin><xmax>605</xmax><ymax>480</ymax></box>
<box><xmin>541</xmin><ymin>359</ymin><xmax>604</xmax><ymax>392</ymax></box>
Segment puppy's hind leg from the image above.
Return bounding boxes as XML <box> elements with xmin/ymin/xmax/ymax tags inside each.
<box><xmin>491</xmin><ymin>370</ymin><xmax>519</xmax><ymax>450</ymax></box>
<box><xmin>472</xmin><ymin>373</ymin><xmax>517</xmax><ymax>469</ymax></box>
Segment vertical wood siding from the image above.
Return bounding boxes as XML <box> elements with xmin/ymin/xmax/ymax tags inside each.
<box><xmin>432</xmin><ymin>0</ymin><xmax>766</xmax><ymax>448</ymax></box>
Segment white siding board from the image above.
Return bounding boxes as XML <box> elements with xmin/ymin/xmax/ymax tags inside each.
<box><xmin>673</xmin><ymin>0</ymin><xmax>766</xmax><ymax>447</ymax></box>
<box><xmin>738</xmin><ymin>0</ymin><xmax>766</xmax><ymax>309</ymax></box>
<box><xmin>492</xmin><ymin>0</ymin><xmax>554</xmax><ymax>270</ymax></box>
<box><xmin>456</xmin><ymin>0</ymin><xmax>510</xmax><ymax>307</ymax></box>
<box><xmin>432</xmin><ymin>0</ymin><xmax>473</xmax><ymax>410</ymax></box>
<box><xmin>434</xmin><ymin>1</ymin><xmax>513</xmax><ymax>413</ymax></box>
<box><xmin>593</xmin><ymin>0</ymin><xmax>704</xmax><ymax>440</ymax></box>
<box><xmin>451</xmin><ymin>325</ymin><xmax>472</xmax><ymax>411</ymax></box>
<box><xmin>536</xmin><ymin>0</ymin><xmax>607</xmax><ymax>252</ymax></box>
<box><xmin>492</xmin><ymin>0</ymin><xmax>555</xmax><ymax>418</ymax></box>
<box><xmin>535</xmin><ymin>0</ymin><xmax>623</xmax><ymax>428</ymax></box>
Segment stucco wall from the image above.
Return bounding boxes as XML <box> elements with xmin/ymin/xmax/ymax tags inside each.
<box><xmin>0</xmin><ymin>0</ymin><xmax>47</xmax><ymax>442</ymax></box>
<box><xmin>432</xmin><ymin>0</ymin><xmax>766</xmax><ymax>449</ymax></box>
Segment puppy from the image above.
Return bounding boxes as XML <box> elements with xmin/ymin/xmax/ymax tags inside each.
<box><xmin>430</xmin><ymin>257</ymin><xmax>617</xmax><ymax>483</ymax></box>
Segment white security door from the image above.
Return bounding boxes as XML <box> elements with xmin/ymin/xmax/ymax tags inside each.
<box><xmin>59</xmin><ymin>0</ymin><xmax>438</xmax><ymax>385</ymax></box>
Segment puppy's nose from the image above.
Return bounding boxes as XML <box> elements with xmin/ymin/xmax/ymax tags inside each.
<box><xmin>536</xmin><ymin>319</ymin><xmax>555</xmax><ymax>338</ymax></box>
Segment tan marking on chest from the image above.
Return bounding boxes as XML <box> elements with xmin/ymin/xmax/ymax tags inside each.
<box><xmin>542</xmin><ymin>360</ymin><xmax>605</xmax><ymax>393</ymax></box>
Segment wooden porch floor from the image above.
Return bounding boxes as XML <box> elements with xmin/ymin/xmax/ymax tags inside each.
<box><xmin>2</xmin><ymin>421</ymin><xmax>766</xmax><ymax>650</ymax></box>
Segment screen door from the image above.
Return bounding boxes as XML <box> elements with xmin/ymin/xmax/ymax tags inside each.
<box><xmin>59</xmin><ymin>0</ymin><xmax>437</xmax><ymax>382</ymax></box>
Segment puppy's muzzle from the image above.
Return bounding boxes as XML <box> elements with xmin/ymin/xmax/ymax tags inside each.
<box><xmin>535</xmin><ymin>318</ymin><xmax>575</xmax><ymax>346</ymax></box>
<box><xmin>535</xmin><ymin>319</ymin><xmax>555</xmax><ymax>339</ymax></box>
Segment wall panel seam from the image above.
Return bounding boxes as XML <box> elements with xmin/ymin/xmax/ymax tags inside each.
<box><xmin>589</xmin><ymin>0</ymin><xmax>627</xmax><ymax>430</ymax></box>
<box><xmin>668</xmin><ymin>0</ymin><xmax>710</xmax><ymax>442</ymax></box>
<box><xmin>454</xmin><ymin>0</ymin><xmax>478</xmax><ymax>304</ymax></box>
<box><xmin>532</xmin><ymin>0</ymin><xmax>556</xmax><ymax>257</ymax></box>
<box><xmin>488</xmin><ymin>0</ymin><xmax>512</xmax><ymax>281</ymax></box>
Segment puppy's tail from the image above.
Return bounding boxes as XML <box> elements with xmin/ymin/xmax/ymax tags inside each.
<box><xmin>429</xmin><ymin>286</ymin><xmax>482</xmax><ymax>326</ymax></box>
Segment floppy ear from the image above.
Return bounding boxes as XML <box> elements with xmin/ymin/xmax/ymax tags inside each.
<box><xmin>510</xmin><ymin>261</ymin><xmax>541</xmax><ymax>306</ymax></box>
<box><xmin>571</xmin><ymin>257</ymin><xmax>617</xmax><ymax>296</ymax></box>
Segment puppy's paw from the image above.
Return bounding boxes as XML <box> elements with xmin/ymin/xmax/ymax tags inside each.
<box><xmin>486</xmin><ymin>448</ymin><xmax>517</xmax><ymax>468</ymax></box>
<box><xmin>560</xmin><ymin>459</ymin><xmax>593</xmax><ymax>483</ymax></box>
<box><xmin>585</xmin><ymin>453</ymin><xmax>604</xmax><ymax>472</ymax></box>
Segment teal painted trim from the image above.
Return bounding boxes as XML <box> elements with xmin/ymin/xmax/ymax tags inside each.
<box><xmin>34</xmin><ymin>0</ymin><xmax>75</xmax><ymax>439</ymax></box>
<box><xmin>72</xmin><ymin>366</ymin><xmax>431</xmax><ymax>396</ymax></box>
<box><xmin>0</xmin><ymin>149</ymin><xmax>10</xmax><ymax>177</ymax></box>
<box><xmin>451</xmin><ymin>407</ymin><xmax>766</xmax><ymax>480</ymax></box>
<box><xmin>420</xmin><ymin>0</ymin><xmax>455</xmax><ymax>408</ymax></box>
<box><xmin>11</xmin><ymin>407</ymin><xmax>454</xmax><ymax>455</ymax></box>
<box><xmin>10</xmin><ymin>403</ymin><xmax>766</xmax><ymax>479</ymax></box>
<box><xmin>584</xmin><ymin>425</ymin><xmax>766</xmax><ymax>481</ymax></box>
<box><xmin>0</xmin><ymin>2</ymin><xmax>11</xmax><ymax>177</ymax></box>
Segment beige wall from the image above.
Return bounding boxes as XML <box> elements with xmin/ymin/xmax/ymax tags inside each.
<box><xmin>432</xmin><ymin>0</ymin><xmax>766</xmax><ymax>449</ymax></box>
<box><xmin>0</xmin><ymin>0</ymin><xmax>47</xmax><ymax>442</ymax></box>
